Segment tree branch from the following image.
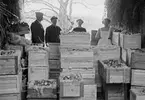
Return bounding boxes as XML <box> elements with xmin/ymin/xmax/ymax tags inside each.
<box><xmin>72</xmin><ymin>1</ymin><xmax>91</xmax><ymax>9</ymax></box>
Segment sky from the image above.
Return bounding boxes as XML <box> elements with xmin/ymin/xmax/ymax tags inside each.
<box><xmin>24</xmin><ymin>0</ymin><xmax>106</xmax><ymax>32</ymax></box>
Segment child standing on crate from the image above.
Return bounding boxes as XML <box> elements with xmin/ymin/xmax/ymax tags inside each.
<box><xmin>95</xmin><ymin>18</ymin><xmax>113</xmax><ymax>46</ymax></box>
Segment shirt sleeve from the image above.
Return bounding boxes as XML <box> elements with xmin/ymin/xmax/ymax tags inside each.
<box><xmin>45</xmin><ymin>27</ymin><xmax>50</xmax><ymax>43</ymax></box>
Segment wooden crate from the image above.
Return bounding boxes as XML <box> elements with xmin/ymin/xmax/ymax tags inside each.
<box><xmin>60</xmin><ymin>81</ymin><xmax>83</xmax><ymax>97</ymax></box>
<box><xmin>130</xmin><ymin>88</ymin><xmax>145</xmax><ymax>100</ymax></box>
<box><xmin>60</xmin><ymin>98</ymin><xmax>82</xmax><ymax>100</ymax></box>
<box><xmin>61</xmin><ymin>58</ymin><xmax>93</xmax><ymax>69</ymax></box>
<box><xmin>28</xmin><ymin>66</ymin><xmax>49</xmax><ymax>81</ymax></box>
<box><xmin>28</xmin><ymin>99</ymin><xmax>56</xmax><ymax>100</ymax></box>
<box><xmin>6</xmin><ymin>45</ymin><xmax>23</xmax><ymax>53</ymax></box>
<box><xmin>98</xmin><ymin>60</ymin><xmax>130</xmax><ymax>83</ymax></box>
<box><xmin>60</xmin><ymin>33</ymin><xmax>90</xmax><ymax>46</ymax></box>
<box><xmin>102</xmin><ymin>83</ymin><xmax>129</xmax><ymax>100</ymax></box>
<box><xmin>91</xmin><ymin>30</ymin><xmax>97</xmax><ymax>46</ymax></box>
<box><xmin>126</xmin><ymin>49</ymin><xmax>136</xmax><ymax>66</ymax></box>
<box><xmin>0</xmin><ymin>93</ymin><xmax>21</xmax><ymax>100</ymax></box>
<box><xmin>0</xmin><ymin>74</ymin><xmax>21</xmax><ymax>94</ymax></box>
<box><xmin>112</xmin><ymin>32</ymin><xmax>120</xmax><ymax>46</ymax></box>
<box><xmin>121</xmin><ymin>48</ymin><xmax>127</xmax><ymax>63</ymax></box>
<box><xmin>49</xmin><ymin>72</ymin><xmax>60</xmax><ymax>79</ymax></box>
<box><xmin>47</xmin><ymin>43</ymin><xmax>60</xmax><ymax>60</ymax></box>
<box><xmin>131</xmin><ymin>51</ymin><xmax>145</xmax><ymax>69</ymax></box>
<box><xmin>49</xmin><ymin>60</ymin><xmax>61</xmax><ymax>69</ymax></box>
<box><xmin>83</xmin><ymin>84</ymin><xmax>97</xmax><ymax>100</ymax></box>
<box><xmin>120</xmin><ymin>33</ymin><xmax>141</xmax><ymax>49</ymax></box>
<box><xmin>93</xmin><ymin>45</ymin><xmax>120</xmax><ymax>61</ymax></box>
<box><xmin>0</xmin><ymin>56</ymin><xmax>18</xmax><ymax>75</ymax></box>
<box><xmin>131</xmin><ymin>69</ymin><xmax>145</xmax><ymax>86</ymax></box>
<box><xmin>28</xmin><ymin>50</ymin><xmax>48</xmax><ymax>66</ymax></box>
<box><xmin>27</xmin><ymin>79</ymin><xmax>57</xmax><ymax>98</ymax></box>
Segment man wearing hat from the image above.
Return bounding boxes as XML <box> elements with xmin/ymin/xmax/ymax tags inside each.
<box><xmin>45</xmin><ymin>16</ymin><xmax>61</xmax><ymax>43</ymax></box>
<box><xmin>30</xmin><ymin>12</ymin><xmax>44</xmax><ymax>43</ymax></box>
<box><xmin>72</xmin><ymin>19</ymin><xmax>86</xmax><ymax>32</ymax></box>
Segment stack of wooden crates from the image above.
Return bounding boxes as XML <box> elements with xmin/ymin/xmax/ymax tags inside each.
<box><xmin>60</xmin><ymin>32</ymin><xmax>97</xmax><ymax>100</ymax></box>
<box><xmin>26</xmin><ymin>45</ymin><xmax>58</xmax><ymax>100</ymax></box>
<box><xmin>0</xmin><ymin>45</ymin><xmax>23</xmax><ymax>100</ymax></box>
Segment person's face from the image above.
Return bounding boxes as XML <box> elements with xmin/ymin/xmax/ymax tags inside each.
<box><xmin>51</xmin><ymin>19</ymin><xmax>57</xmax><ymax>25</ymax></box>
<box><xmin>78</xmin><ymin>21</ymin><xmax>83</xmax><ymax>26</ymax></box>
<box><xmin>37</xmin><ymin>16</ymin><xmax>43</xmax><ymax>21</ymax></box>
<box><xmin>103</xmin><ymin>20</ymin><xmax>110</xmax><ymax>26</ymax></box>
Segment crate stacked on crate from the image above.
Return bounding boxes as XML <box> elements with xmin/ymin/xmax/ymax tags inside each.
<box><xmin>47</xmin><ymin>43</ymin><xmax>61</xmax><ymax>79</ymax></box>
<box><xmin>129</xmin><ymin>49</ymin><xmax>145</xmax><ymax>100</ymax></box>
<box><xmin>0</xmin><ymin>49</ymin><xmax>23</xmax><ymax>100</ymax></box>
<box><xmin>60</xmin><ymin>32</ymin><xmax>97</xmax><ymax>100</ymax></box>
<box><xmin>26</xmin><ymin>46</ymin><xmax>58</xmax><ymax>100</ymax></box>
<box><xmin>98</xmin><ymin>59</ymin><xmax>131</xmax><ymax>100</ymax></box>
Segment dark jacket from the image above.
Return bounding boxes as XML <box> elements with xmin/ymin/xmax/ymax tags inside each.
<box><xmin>31</xmin><ymin>20</ymin><xmax>44</xmax><ymax>43</ymax></box>
<box><xmin>45</xmin><ymin>25</ymin><xmax>61</xmax><ymax>43</ymax></box>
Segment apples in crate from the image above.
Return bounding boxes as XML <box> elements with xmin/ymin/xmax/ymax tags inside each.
<box><xmin>130</xmin><ymin>88</ymin><xmax>145</xmax><ymax>100</ymax></box>
<box><xmin>27</xmin><ymin>79</ymin><xmax>57</xmax><ymax>98</ymax></box>
<box><xmin>98</xmin><ymin>59</ymin><xmax>130</xmax><ymax>83</ymax></box>
<box><xmin>60</xmin><ymin>71</ymin><xmax>83</xmax><ymax>97</ymax></box>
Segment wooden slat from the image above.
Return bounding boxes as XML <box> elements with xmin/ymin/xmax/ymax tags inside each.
<box><xmin>130</xmin><ymin>88</ymin><xmax>145</xmax><ymax>100</ymax></box>
<box><xmin>0</xmin><ymin>93</ymin><xmax>21</xmax><ymax>100</ymax></box>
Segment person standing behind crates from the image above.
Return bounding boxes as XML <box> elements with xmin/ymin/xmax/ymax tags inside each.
<box><xmin>31</xmin><ymin>12</ymin><xmax>44</xmax><ymax>44</ymax></box>
<box><xmin>45</xmin><ymin>16</ymin><xmax>61</xmax><ymax>43</ymax></box>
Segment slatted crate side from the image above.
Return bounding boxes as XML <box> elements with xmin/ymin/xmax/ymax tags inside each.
<box><xmin>28</xmin><ymin>66</ymin><xmax>49</xmax><ymax>81</ymax></box>
<box><xmin>49</xmin><ymin>60</ymin><xmax>61</xmax><ymax>69</ymax></box>
<box><xmin>27</xmin><ymin>99</ymin><xmax>57</xmax><ymax>100</ymax></box>
<box><xmin>131</xmin><ymin>69</ymin><xmax>145</xmax><ymax>86</ymax></box>
<box><xmin>121</xmin><ymin>48</ymin><xmax>127</xmax><ymax>63</ymax></box>
<box><xmin>28</xmin><ymin>50</ymin><xmax>49</xmax><ymax>66</ymax></box>
<box><xmin>98</xmin><ymin>60</ymin><xmax>130</xmax><ymax>83</ymax></box>
<box><xmin>61</xmin><ymin>58</ymin><xmax>93</xmax><ymax>69</ymax></box>
<box><xmin>93</xmin><ymin>46</ymin><xmax>121</xmax><ymax>61</ymax></box>
<box><xmin>0</xmin><ymin>56</ymin><xmax>18</xmax><ymax>75</ymax></box>
<box><xmin>0</xmin><ymin>74</ymin><xmax>22</xmax><ymax>94</ymax></box>
<box><xmin>49</xmin><ymin>72</ymin><xmax>60</xmax><ymax>79</ymax></box>
<box><xmin>0</xmin><ymin>93</ymin><xmax>21</xmax><ymax>100</ymax></box>
<box><xmin>102</xmin><ymin>82</ymin><xmax>129</xmax><ymax>100</ymax></box>
<box><xmin>120</xmin><ymin>33</ymin><xmax>141</xmax><ymax>49</ymax></box>
<box><xmin>60</xmin><ymin>82</ymin><xmax>83</xmax><ymax>97</ymax></box>
<box><xmin>112</xmin><ymin>32</ymin><xmax>120</xmax><ymax>46</ymax></box>
<box><xmin>27</xmin><ymin>79</ymin><xmax>57</xmax><ymax>98</ymax></box>
<box><xmin>130</xmin><ymin>88</ymin><xmax>145</xmax><ymax>100</ymax></box>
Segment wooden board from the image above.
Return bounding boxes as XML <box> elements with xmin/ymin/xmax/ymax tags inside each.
<box><xmin>60</xmin><ymin>98</ymin><xmax>82</xmax><ymax>100</ymax></box>
<box><xmin>120</xmin><ymin>33</ymin><xmax>141</xmax><ymax>49</ymax></box>
<box><xmin>6</xmin><ymin>45</ymin><xmax>23</xmax><ymax>53</ymax></box>
<box><xmin>28</xmin><ymin>50</ymin><xmax>48</xmax><ymax>66</ymax></box>
<box><xmin>121</xmin><ymin>48</ymin><xmax>127</xmax><ymax>63</ymax></box>
<box><xmin>28</xmin><ymin>99</ymin><xmax>56</xmax><ymax>100</ymax></box>
<box><xmin>0</xmin><ymin>93</ymin><xmax>21</xmax><ymax>100</ymax></box>
<box><xmin>98</xmin><ymin>60</ymin><xmax>130</xmax><ymax>83</ymax></box>
<box><xmin>28</xmin><ymin>66</ymin><xmax>49</xmax><ymax>81</ymax></box>
<box><xmin>93</xmin><ymin>45</ymin><xmax>120</xmax><ymax>61</ymax></box>
<box><xmin>0</xmin><ymin>56</ymin><xmax>18</xmax><ymax>75</ymax></box>
<box><xmin>131</xmin><ymin>69</ymin><xmax>145</xmax><ymax>86</ymax></box>
<box><xmin>112</xmin><ymin>32</ymin><xmax>120</xmax><ymax>46</ymax></box>
<box><xmin>0</xmin><ymin>74</ymin><xmax>21</xmax><ymax>94</ymax></box>
<box><xmin>27</xmin><ymin>80</ymin><xmax>57</xmax><ymax>98</ymax></box>
<box><xmin>49</xmin><ymin>72</ymin><xmax>60</xmax><ymax>79</ymax></box>
<box><xmin>130</xmin><ymin>88</ymin><xmax>145</xmax><ymax>100</ymax></box>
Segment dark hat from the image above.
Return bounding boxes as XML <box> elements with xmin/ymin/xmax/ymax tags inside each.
<box><xmin>51</xmin><ymin>16</ymin><xmax>58</xmax><ymax>20</ymax></box>
<box><xmin>35</xmin><ymin>12</ymin><xmax>43</xmax><ymax>16</ymax></box>
<box><xmin>76</xmin><ymin>19</ymin><xmax>84</xmax><ymax>23</ymax></box>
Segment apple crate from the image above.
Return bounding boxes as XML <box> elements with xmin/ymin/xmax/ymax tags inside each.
<box><xmin>60</xmin><ymin>33</ymin><xmax>90</xmax><ymax>46</ymax></box>
<box><xmin>28</xmin><ymin>66</ymin><xmax>49</xmax><ymax>81</ymax></box>
<box><xmin>102</xmin><ymin>82</ymin><xmax>129</xmax><ymax>100</ymax></box>
<box><xmin>121</xmin><ymin>48</ymin><xmax>127</xmax><ymax>63</ymax></box>
<box><xmin>60</xmin><ymin>81</ymin><xmax>83</xmax><ymax>97</ymax></box>
<box><xmin>28</xmin><ymin>50</ymin><xmax>48</xmax><ymax>66</ymax></box>
<box><xmin>27</xmin><ymin>99</ymin><xmax>57</xmax><ymax>100</ymax></box>
<box><xmin>120</xmin><ymin>33</ymin><xmax>141</xmax><ymax>49</ymax></box>
<box><xmin>131</xmin><ymin>69</ymin><xmax>145</xmax><ymax>86</ymax></box>
<box><xmin>130</xmin><ymin>88</ymin><xmax>145</xmax><ymax>100</ymax></box>
<box><xmin>131</xmin><ymin>51</ymin><xmax>145</xmax><ymax>69</ymax></box>
<box><xmin>6</xmin><ymin>45</ymin><xmax>23</xmax><ymax>52</ymax></box>
<box><xmin>49</xmin><ymin>72</ymin><xmax>60</xmax><ymax>79</ymax></box>
<box><xmin>98</xmin><ymin>60</ymin><xmax>130</xmax><ymax>83</ymax></box>
<box><xmin>0</xmin><ymin>74</ymin><xmax>21</xmax><ymax>94</ymax></box>
<box><xmin>27</xmin><ymin>79</ymin><xmax>57</xmax><ymax>98</ymax></box>
<box><xmin>47</xmin><ymin>43</ymin><xmax>60</xmax><ymax>60</ymax></box>
<box><xmin>93</xmin><ymin>45</ymin><xmax>120</xmax><ymax>61</ymax></box>
<box><xmin>49</xmin><ymin>60</ymin><xmax>61</xmax><ymax>70</ymax></box>
<box><xmin>82</xmin><ymin>84</ymin><xmax>97</xmax><ymax>100</ymax></box>
<box><xmin>61</xmin><ymin>58</ymin><xmax>93</xmax><ymax>69</ymax></box>
<box><xmin>112</xmin><ymin>32</ymin><xmax>120</xmax><ymax>46</ymax></box>
<box><xmin>0</xmin><ymin>56</ymin><xmax>18</xmax><ymax>75</ymax></box>
<box><xmin>0</xmin><ymin>93</ymin><xmax>21</xmax><ymax>100</ymax></box>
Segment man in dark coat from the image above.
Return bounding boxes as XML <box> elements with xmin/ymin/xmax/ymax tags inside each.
<box><xmin>73</xmin><ymin>19</ymin><xmax>86</xmax><ymax>32</ymax></box>
<box><xmin>45</xmin><ymin>16</ymin><xmax>61</xmax><ymax>43</ymax></box>
<box><xmin>31</xmin><ymin>12</ymin><xmax>44</xmax><ymax>43</ymax></box>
